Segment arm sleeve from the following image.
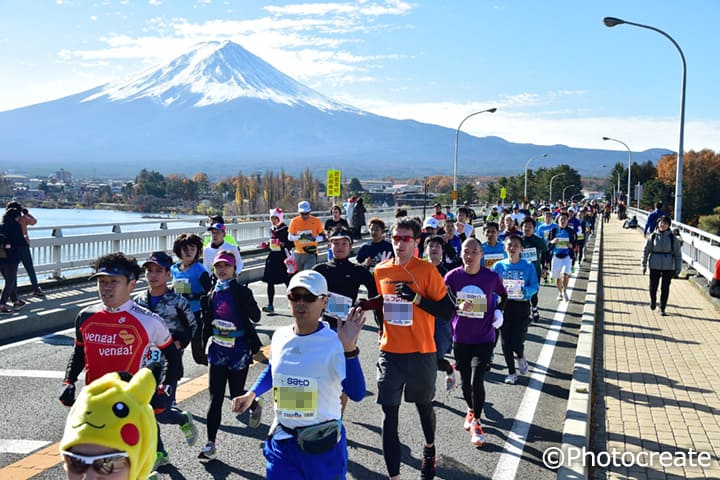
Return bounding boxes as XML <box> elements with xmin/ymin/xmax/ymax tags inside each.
<box><xmin>160</xmin><ymin>342</ymin><xmax>182</xmax><ymax>386</ymax></box>
<box><xmin>341</xmin><ymin>357</ymin><xmax>366</xmax><ymax>402</ymax></box>
<box><xmin>250</xmin><ymin>364</ymin><xmax>273</xmax><ymax>397</ymax></box>
<box><xmin>64</xmin><ymin>345</ymin><xmax>85</xmax><ymax>383</ymax></box>
<box><xmin>416</xmin><ymin>293</ymin><xmax>455</xmax><ymax>319</ymax></box>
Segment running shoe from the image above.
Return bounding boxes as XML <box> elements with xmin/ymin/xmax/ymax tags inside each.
<box><xmin>463</xmin><ymin>410</ymin><xmax>474</xmax><ymax>430</ymax></box>
<box><xmin>261</xmin><ymin>304</ymin><xmax>274</xmax><ymax>313</ymax></box>
<box><xmin>531</xmin><ymin>308</ymin><xmax>540</xmax><ymax>323</ymax></box>
<box><xmin>504</xmin><ymin>373</ymin><xmax>518</xmax><ymax>385</ymax></box>
<box><xmin>518</xmin><ymin>358</ymin><xmax>529</xmax><ymax>375</ymax></box>
<box><xmin>13</xmin><ymin>299</ymin><xmax>26</xmax><ymax>309</ymax></box>
<box><xmin>445</xmin><ymin>364</ymin><xmax>457</xmax><ymax>392</ymax></box>
<box><xmin>0</xmin><ymin>305</ymin><xmax>11</xmax><ymax>314</ymax></box>
<box><xmin>420</xmin><ymin>445</ymin><xmax>436</xmax><ymax>480</ymax></box>
<box><xmin>248</xmin><ymin>398</ymin><xmax>264</xmax><ymax>428</ymax></box>
<box><xmin>470</xmin><ymin>420</ymin><xmax>486</xmax><ymax>447</ymax></box>
<box><xmin>179</xmin><ymin>412</ymin><xmax>198</xmax><ymax>446</ymax></box>
<box><xmin>563</xmin><ymin>291</ymin><xmax>569</xmax><ymax>302</ymax></box>
<box><xmin>33</xmin><ymin>289</ymin><xmax>46</xmax><ymax>297</ymax></box>
<box><xmin>557</xmin><ymin>292</ymin><xmax>563</xmax><ymax>301</ymax></box>
<box><xmin>153</xmin><ymin>451</ymin><xmax>170</xmax><ymax>470</ymax></box>
<box><xmin>198</xmin><ymin>442</ymin><xmax>216</xmax><ymax>461</ymax></box>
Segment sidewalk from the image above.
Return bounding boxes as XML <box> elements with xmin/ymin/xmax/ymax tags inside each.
<box><xmin>594</xmin><ymin>220</ymin><xmax>720</xmax><ymax>479</ymax></box>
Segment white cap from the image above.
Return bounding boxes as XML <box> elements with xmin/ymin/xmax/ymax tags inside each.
<box><xmin>423</xmin><ymin>217</ymin><xmax>439</xmax><ymax>229</ymax></box>
<box><xmin>298</xmin><ymin>201</ymin><xmax>311</xmax><ymax>213</ymax></box>
<box><xmin>568</xmin><ymin>207</ymin><xmax>576</xmax><ymax>213</ymax></box>
<box><xmin>287</xmin><ymin>270</ymin><xmax>328</xmax><ymax>296</ymax></box>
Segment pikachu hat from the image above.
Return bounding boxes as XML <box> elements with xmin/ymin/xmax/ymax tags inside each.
<box><xmin>60</xmin><ymin>368</ymin><xmax>158</xmax><ymax>480</ymax></box>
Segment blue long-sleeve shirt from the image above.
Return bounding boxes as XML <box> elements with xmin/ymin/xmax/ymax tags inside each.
<box><xmin>492</xmin><ymin>258</ymin><xmax>539</xmax><ymax>301</ymax></box>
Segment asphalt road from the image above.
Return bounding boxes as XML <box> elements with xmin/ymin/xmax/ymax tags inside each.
<box><xmin>0</xmin><ymin>241</ymin><xmax>594</xmax><ymax>480</ymax></box>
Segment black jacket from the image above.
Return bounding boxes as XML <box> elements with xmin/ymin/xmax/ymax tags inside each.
<box><xmin>200</xmin><ymin>279</ymin><xmax>262</xmax><ymax>354</ymax></box>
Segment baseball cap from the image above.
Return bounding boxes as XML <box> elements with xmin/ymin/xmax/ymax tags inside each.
<box><xmin>287</xmin><ymin>270</ymin><xmax>328</xmax><ymax>297</ymax></box>
<box><xmin>433</xmin><ymin>202</ymin><xmax>441</xmax><ymax>208</ymax></box>
<box><xmin>423</xmin><ymin>217</ymin><xmax>439</xmax><ymax>230</ymax></box>
<box><xmin>213</xmin><ymin>251</ymin><xmax>236</xmax><ymax>266</ymax></box>
<box><xmin>207</xmin><ymin>223</ymin><xmax>226</xmax><ymax>232</ymax></box>
<box><xmin>142</xmin><ymin>251</ymin><xmax>173</xmax><ymax>269</ymax></box>
<box><xmin>89</xmin><ymin>266</ymin><xmax>137</xmax><ymax>280</ymax></box>
<box><xmin>298</xmin><ymin>201</ymin><xmax>311</xmax><ymax>213</ymax></box>
<box><xmin>328</xmin><ymin>228</ymin><xmax>353</xmax><ymax>242</ymax></box>
<box><xmin>568</xmin><ymin>207</ymin><xmax>576</xmax><ymax>213</ymax></box>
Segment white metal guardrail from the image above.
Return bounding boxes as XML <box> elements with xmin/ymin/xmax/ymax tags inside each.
<box><xmin>628</xmin><ymin>206</ymin><xmax>720</xmax><ymax>281</ymax></box>
<box><xmin>18</xmin><ymin>206</ymin><xmax>431</xmax><ymax>281</ymax></box>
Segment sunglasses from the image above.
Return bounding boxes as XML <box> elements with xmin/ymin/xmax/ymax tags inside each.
<box><xmin>61</xmin><ymin>450</ymin><xmax>129</xmax><ymax>475</ymax></box>
<box><xmin>287</xmin><ymin>292</ymin><xmax>323</xmax><ymax>303</ymax></box>
<box><xmin>391</xmin><ymin>235</ymin><xmax>415</xmax><ymax>243</ymax></box>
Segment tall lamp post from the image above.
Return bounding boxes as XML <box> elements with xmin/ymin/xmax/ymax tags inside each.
<box><xmin>453</xmin><ymin>108</ymin><xmax>498</xmax><ymax>209</ymax></box>
<box><xmin>562</xmin><ymin>185</ymin><xmax>576</xmax><ymax>203</ymax></box>
<box><xmin>524</xmin><ymin>153</ymin><xmax>548</xmax><ymax>202</ymax></box>
<box><xmin>549</xmin><ymin>172</ymin><xmax>565</xmax><ymax>204</ymax></box>
<box><xmin>604</xmin><ymin>16</ymin><xmax>686</xmax><ymax>221</ymax></box>
<box><xmin>602</xmin><ymin>136</ymin><xmax>633</xmax><ymax>207</ymax></box>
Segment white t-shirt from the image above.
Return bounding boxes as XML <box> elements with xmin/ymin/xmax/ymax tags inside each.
<box><xmin>270</xmin><ymin>323</ymin><xmax>345</xmax><ymax>439</ymax></box>
<box><xmin>203</xmin><ymin>242</ymin><xmax>243</xmax><ymax>273</ymax></box>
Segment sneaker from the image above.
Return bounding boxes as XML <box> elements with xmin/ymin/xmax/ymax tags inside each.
<box><xmin>33</xmin><ymin>289</ymin><xmax>46</xmax><ymax>297</ymax></box>
<box><xmin>248</xmin><ymin>398</ymin><xmax>264</xmax><ymax>428</ymax></box>
<box><xmin>531</xmin><ymin>308</ymin><xmax>540</xmax><ymax>323</ymax></box>
<box><xmin>463</xmin><ymin>410</ymin><xmax>474</xmax><ymax>430</ymax></box>
<box><xmin>660</xmin><ymin>309</ymin><xmax>667</xmax><ymax>316</ymax></box>
<box><xmin>0</xmin><ymin>305</ymin><xmax>12</xmax><ymax>314</ymax></box>
<box><xmin>518</xmin><ymin>358</ymin><xmax>529</xmax><ymax>375</ymax></box>
<box><xmin>420</xmin><ymin>445</ymin><xmax>436</xmax><ymax>480</ymax></box>
<box><xmin>198</xmin><ymin>442</ymin><xmax>216</xmax><ymax>461</ymax></box>
<box><xmin>557</xmin><ymin>291</ymin><xmax>563</xmax><ymax>301</ymax></box>
<box><xmin>504</xmin><ymin>373</ymin><xmax>518</xmax><ymax>385</ymax></box>
<box><xmin>262</xmin><ymin>304</ymin><xmax>274</xmax><ymax>313</ymax></box>
<box><xmin>470</xmin><ymin>420</ymin><xmax>486</xmax><ymax>447</ymax></box>
<box><xmin>650</xmin><ymin>298</ymin><xmax>657</xmax><ymax>311</ymax></box>
<box><xmin>445</xmin><ymin>364</ymin><xmax>457</xmax><ymax>392</ymax></box>
<box><xmin>179</xmin><ymin>412</ymin><xmax>198</xmax><ymax>446</ymax></box>
<box><xmin>563</xmin><ymin>291</ymin><xmax>569</xmax><ymax>302</ymax></box>
<box><xmin>13</xmin><ymin>300</ymin><xmax>26</xmax><ymax>309</ymax></box>
<box><xmin>153</xmin><ymin>451</ymin><xmax>170</xmax><ymax>470</ymax></box>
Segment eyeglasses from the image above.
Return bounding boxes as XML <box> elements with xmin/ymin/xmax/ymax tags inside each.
<box><xmin>61</xmin><ymin>451</ymin><xmax>129</xmax><ymax>475</ymax></box>
<box><xmin>287</xmin><ymin>292</ymin><xmax>323</xmax><ymax>303</ymax></box>
<box><xmin>391</xmin><ymin>235</ymin><xmax>415</xmax><ymax>243</ymax></box>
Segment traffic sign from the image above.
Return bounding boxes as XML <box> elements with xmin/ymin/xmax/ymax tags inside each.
<box><xmin>327</xmin><ymin>169</ymin><xmax>341</xmax><ymax>197</ymax></box>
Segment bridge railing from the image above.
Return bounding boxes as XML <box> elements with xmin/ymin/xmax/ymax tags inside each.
<box><xmin>628</xmin><ymin>207</ymin><xmax>720</xmax><ymax>281</ymax></box>
<box><xmin>18</xmin><ymin>206</ymin><xmax>430</xmax><ymax>281</ymax></box>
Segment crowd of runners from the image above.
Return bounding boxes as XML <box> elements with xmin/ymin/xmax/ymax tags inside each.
<box><xmin>55</xmin><ymin>197</ymin><xmax>617</xmax><ymax>480</ymax></box>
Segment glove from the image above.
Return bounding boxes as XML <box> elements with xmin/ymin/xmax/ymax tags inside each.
<box><xmin>395</xmin><ymin>283</ymin><xmax>418</xmax><ymax>303</ymax></box>
<box><xmin>492</xmin><ymin>310</ymin><xmax>504</xmax><ymax>329</ymax></box>
<box><xmin>151</xmin><ymin>384</ymin><xmax>173</xmax><ymax>414</ymax></box>
<box><xmin>59</xmin><ymin>382</ymin><xmax>76</xmax><ymax>407</ymax></box>
<box><xmin>357</xmin><ymin>295</ymin><xmax>384</xmax><ymax>312</ymax></box>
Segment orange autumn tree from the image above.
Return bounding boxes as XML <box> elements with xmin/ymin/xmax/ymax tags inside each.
<box><xmin>655</xmin><ymin>150</ymin><xmax>720</xmax><ymax>223</ymax></box>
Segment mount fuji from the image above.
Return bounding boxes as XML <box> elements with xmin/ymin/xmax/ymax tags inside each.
<box><xmin>0</xmin><ymin>40</ymin><xmax>668</xmax><ymax>178</ymax></box>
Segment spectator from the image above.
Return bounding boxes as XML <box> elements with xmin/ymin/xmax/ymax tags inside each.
<box><xmin>0</xmin><ymin>207</ymin><xmax>25</xmax><ymax>313</ymax></box>
<box><xmin>288</xmin><ymin>201</ymin><xmax>325</xmax><ymax>271</ymax></box>
<box><xmin>231</xmin><ymin>270</ymin><xmax>366</xmax><ymax>479</ymax></box>
<box><xmin>641</xmin><ymin>215</ymin><xmax>682</xmax><ymax>316</ymax></box>
<box><xmin>6</xmin><ymin>202</ymin><xmax>44</xmax><ymax>296</ymax></box>
<box><xmin>644</xmin><ymin>201</ymin><xmax>665</xmax><ymax>236</ymax></box>
<box><xmin>709</xmin><ymin>259</ymin><xmax>720</xmax><ymax>299</ymax></box>
<box><xmin>350</xmin><ymin>197</ymin><xmax>367</xmax><ymax>240</ymax></box>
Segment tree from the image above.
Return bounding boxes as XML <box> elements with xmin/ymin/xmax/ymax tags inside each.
<box><xmin>698</xmin><ymin>207</ymin><xmax>720</xmax><ymax>235</ymax></box>
<box><xmin>348</xmin><ymin>177</ymin><xmax>364</xmax><ymax>193</ymax></box>
<box><xmin>134</xmin><ymin>169</ymin><xmax>166</xmax><ymax>197</ymax></box>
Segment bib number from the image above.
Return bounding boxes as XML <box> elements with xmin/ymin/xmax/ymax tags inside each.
<box><xmin>274</xmin><ymin>374</ymin><xmax>319</xmax><ymax>420</ymax></box>
<box><xmin>382</xmin><ymin>294</ymin><xmax>413</xmax><ymax>327</ymax></box>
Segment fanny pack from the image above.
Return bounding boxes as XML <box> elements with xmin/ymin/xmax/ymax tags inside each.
<box><xmin>280</xmin><ymin>419</ymin><xmax>341</xmax><ymax>454</ymax></box>
<box><xmin>554</xmin><ymin>253</ymin><xmax>568</xmax><ymax>259</ymax></box>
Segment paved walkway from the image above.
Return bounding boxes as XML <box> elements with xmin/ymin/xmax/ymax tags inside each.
<box><xmin>595</xmin><ymin>219</ymin><xmax>720</xmax><ymax>479</ymax></box>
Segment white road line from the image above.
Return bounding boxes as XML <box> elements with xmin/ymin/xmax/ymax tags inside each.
<box><xmin>493</xmin><ymin>273</ymin><xmax>579</xmax><ymax>480</ymax></box>
<box><xmin>0</xmin><ymin>327</ymin><xmax>75</xmax><ymax>352</ymax></box>
<box><xmin>0</xmin><ymin>369</ymin><xmax>66</xmax><ymax>378</ymax></box>
<box><xmin>0</xmin><ymin>439</ymin><xmax>51</xmax><ymax>454</ymax></box>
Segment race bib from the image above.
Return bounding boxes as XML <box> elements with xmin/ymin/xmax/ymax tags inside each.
<box><xmin>297</xmin><ymin>229</ymin><xmax>315</xmax><ymax>244</ymax></box>
<box><xmin>173</xmin><ymin>278</ymin><xmax>191</xmax><ymax>295</ymax></box>
<box><xmin>555</xmin><ymin>238</ymin><xmax>569</xmax><ymax>249</ymax></box>
<box><xmin>577</xmin><ymin>232</ymin><xmax>585</xmax><ymax>240</ymax></box>
<box><xmin>521</xmin><ymin>247</ymin><xmax>538</xmax><ymax>262</ymax></box>
<box><xmin>504</xmin><ymin>279</ymin><xmax>525</xmax><ymax>300</ymax></box>
<box><xmin>270</xmin><ymin>238</ymin><xmax>282</xmax><ymax>251</ymax></box>
<box><xmin>326</xmin><ymin>292</ymin><xmax>353</xmax><ymax>321</ymax></box>
<box><xmin>483</xmin><ymin>253</ymin><xmax>505</xmax><ymax>269</ymax></box>
<box><xmin>456</xmin><ymin>292</ymin><xmax>487</xmax><ymax>318</ymax></box>
<box><xmin>273</xmin><ymin>374</ymin><xmax>319</xmax><ymax>420</ymax></box>
<box><xmin>382</xmin><ymin>294</ymin><xmax>413</xmax><ymax>327</ymax></box>
<box><xmin>211</xmin><ymin>319</ymin><xmax>237</xmax><ymax>348</ymax></box>
<box><xmin>140</xmin><ymin>345</ymin><xmax>162</xmax><ymax>367</ymax></box>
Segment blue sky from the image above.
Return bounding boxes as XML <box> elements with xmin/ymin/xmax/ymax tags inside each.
<box><xmin>2</xmin><ymin>0</ymin><xmax>718</xmax><ymax>153</ymax></box>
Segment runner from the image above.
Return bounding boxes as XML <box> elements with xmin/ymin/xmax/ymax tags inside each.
<box><xmin>203</xmin><ymin>223</ymin><xmax>243</xmax><ymax>274</ymax></box>
<box><xmin>520</xmin><ymin>217</ymin><xmax>547</xmax><ymax>322</ymax></box>
<box><xmin>356</xmin><ymin>217</ymin><xmax>394</xmax><ymax>271</ymax></box>
<box><xmin>536</xmin><ymin>208</ymin><xmax>558</xmax><ymax>284</ymax></box>
<box><xmin>492</xmin><ymin>235</ymin><xmax>538</xmax><ymax>384</ymax></box>
<box><xmin>480</xmin><ymin>222</ymin><xmax>506</xmax><ymax>270</ymax></box>
<box><xmin>373</xmin><ymin>218</ymin><xmax>454</xmax><ymax>480</ymax></box>
<box><xmin>197</xmin><ymin>251</ymin><xmax>263</xmax><ymax>460</ymax></box>
<box><xmin>288</xmin><ymin>200</ymin><xmax>325</xmax><ymax>271</ymax></box>
<box><xmin>548</xmin><ymin>213</ymin><xmax>577</xmax><ymax>302</ymax></box>
<box><xmin>445</xmin><ymin>237</ymin><xmax>507</xmax><ymax>445</ymax></box>
<box><xmin>261</xmin><ymin>208</ymin><xmax>293</xmax><ymax>313</ymax></box>
<box><xmin>231</xmin><ymin>270</ymin><xmax>367</xmax><ymax>480</ymax></box>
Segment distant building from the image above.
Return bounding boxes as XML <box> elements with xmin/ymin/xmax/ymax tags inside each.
<box><xmin>55</xmin><ymin>168</ymin><xmax>73</xmax><ymax>183</ymax></box>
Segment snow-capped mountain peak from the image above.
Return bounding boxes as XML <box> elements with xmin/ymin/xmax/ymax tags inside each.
<box><xmin>82</xmin><ymin>40</ymin><xmax>354</xmax><ymax>111</ymax></box>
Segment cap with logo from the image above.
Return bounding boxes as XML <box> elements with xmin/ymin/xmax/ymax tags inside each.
<box><xmin>287</xmin><ymin>270</ymin><xmax>328</xmax><ymax>297</ymax></box>
<box><xmin>207</xmin><ymin>223</ymin><xmax>226</xmax><ymax>232</ymax></box>
<box><xmin>142</xmin><ymin>251</ymin><xmax>173</xmax><ymax>269</ymax></box>
<box><xmin>422</xmin><ymin>217</ymin><xmax>439</xmax><ymax>230</ymax></box>
<box><xmin>298</xmin><ymin>201</ymin><xmax>312</xmax><ymax>213</ymax></box>
<box><xmin>89</xmin><ymin>266</ymin><xmax>137</xmax><ymax>280</ymax></box>
<box><xmin>213</xmin><ymin>251</ymin><xmax>237</xmax><ymax>266</ymax></box>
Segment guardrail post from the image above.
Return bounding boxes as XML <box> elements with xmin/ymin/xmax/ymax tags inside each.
<box><xmin>51</xmin><ymin>228</ymin><xmax>63</xmax><ymax>279</ymax></box>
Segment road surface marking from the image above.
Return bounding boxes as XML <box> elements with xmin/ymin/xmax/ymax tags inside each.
<box><xmin>0</xmin><ymin>370</ymin><xmax>65</xmax><ymax>379</ymax></box>
<box><xmin>0</xmin><ymin>440</ymin><xmax>51</xmax><ymax>455</ymax></box>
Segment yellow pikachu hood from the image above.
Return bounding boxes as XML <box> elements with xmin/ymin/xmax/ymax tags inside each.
<box><xmin>60</xmin><ymin>368</ymin><xmax>157</xmax><ymax>480</ymax></box>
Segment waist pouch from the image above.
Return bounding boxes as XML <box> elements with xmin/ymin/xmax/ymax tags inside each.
<box><xmin>554</xmin><ymin>252</ymin><xmax>568</xmax><ymax>259</ymax></box>
<box><xmin>281</xmin><ymin>419</ymin><xmax>341</xmax><ymax>454</ymax></box>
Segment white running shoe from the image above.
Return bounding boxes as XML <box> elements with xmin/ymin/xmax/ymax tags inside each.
<box><xmin>518</xmin><ymin>358</ymin><xmax>529</xmax><ymax>375</ymax></box>
<box><xmin>504</xmin><ymin>373</ymin><xmax>518</xmax><ymax>385</ymax></box>
<box><xmin>563</xmin><ymin>291</ymin><xmax>569</xmax><ymax>301</ymax></box>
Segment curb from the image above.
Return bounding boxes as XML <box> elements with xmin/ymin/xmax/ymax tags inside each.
<box><xmin>557</xmin><ymin>220</ymin><xmax>602</xmax><ymax>479</ymax></box>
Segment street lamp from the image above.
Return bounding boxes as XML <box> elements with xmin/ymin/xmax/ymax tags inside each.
<box><xmin>562</xmin><ymin>185</ymin><xmax>576</xmax><ymax>203</ymax></box>
<box><xmin>524</xmin><ymin>154</ymin><xmax>548</xmax><ymax>202</ymax></box>
<box><xmin>602</xmin><ymin>136</ymin><xmax>632</xmax><ymax>207</ymax></box>
<box><xmin>549</xmin><ymin>172</ymin><xmax>565</xmax><ymax>204</ymax></box>
<box><xmin>604</xmin><ymin>16</ymin><xmax>686</xmax><ymax>221</ymax></box>
<box><xmin>453</xmin><ymin>108</ymin><xmax>498</xmax><ymax>209</ymax></box>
